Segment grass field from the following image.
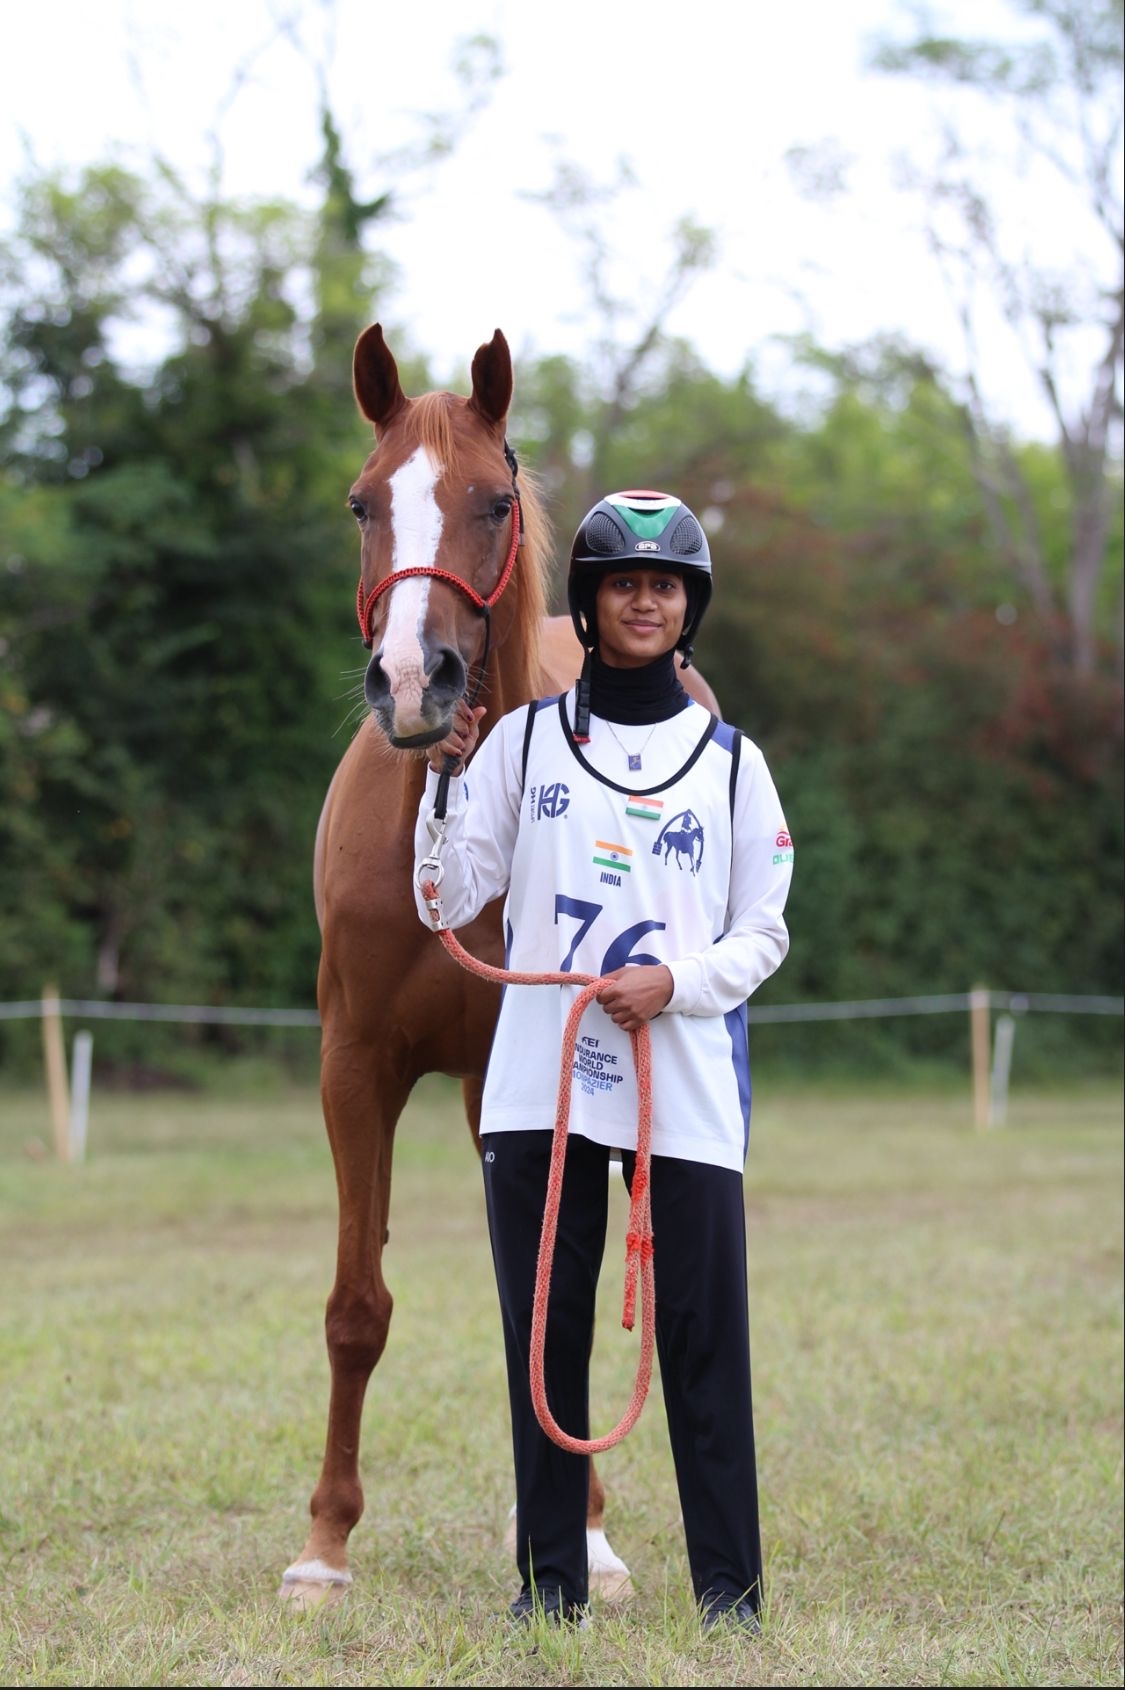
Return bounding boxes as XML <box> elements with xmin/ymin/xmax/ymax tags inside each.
<box><xmin>0</xmin><ymin>1073</ymin><xmax>1121</xmax><ymax>1686</ymax></box>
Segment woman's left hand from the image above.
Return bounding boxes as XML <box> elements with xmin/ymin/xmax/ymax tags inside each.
<box><xmin>596</xmin><ymin>965</ymin><xmax>674</xmax><ymax>1031</ymax></box>
<box><xmin>427</xmin><ymin>702</ymin><xmax>486</xmax><ymax>775</ymax></box>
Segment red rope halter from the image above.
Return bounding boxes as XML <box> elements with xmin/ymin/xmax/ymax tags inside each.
<box><xmin>419</xmin><ymin>891</ymin><xmax>656</xmax><ymax>1454</ymax></box>
<box><xmin>356</xmin><ymin>499</ymin><xmax>521</xmax><ymax>648</ymax></box>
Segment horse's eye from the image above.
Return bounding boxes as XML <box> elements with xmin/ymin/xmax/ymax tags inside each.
<box><xmin>348</xmin><ymin>497</ymin><xmax>367</xmax><ymax>523</ymax></box>
<box><xmin>490</xmin><ymin>497</ymin><xmax>513</xmax><ymax>523</ymax></box>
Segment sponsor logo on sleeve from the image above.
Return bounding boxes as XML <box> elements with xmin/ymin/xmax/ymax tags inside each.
<box><xmin>773</xmin><ymin>827</ymin><xmax>794</xmax><ymax>864</ymax></box>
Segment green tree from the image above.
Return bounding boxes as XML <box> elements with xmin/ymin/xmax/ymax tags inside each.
<box><xmin>698</xmin><ymin>362</ymin><xmax>1123</xmax><ymax>1070</ymax></box>
<box><xmin>0</xmin><ymin>145</ymin><xmax>383</xmax><ymax>1023</ymax></box>
<box><xmin>870</xmin><ymin>0</ymin><xmax>1124</xmax><ymax>678</ymax></box>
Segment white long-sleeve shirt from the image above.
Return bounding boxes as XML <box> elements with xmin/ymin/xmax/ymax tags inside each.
<box><xmin>414</xmin><ymin>692</ymin><xmax>792</xmax><ymax>1170</ymax></box>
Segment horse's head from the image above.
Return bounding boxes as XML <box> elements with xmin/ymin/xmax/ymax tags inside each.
<box><xmin>350</xmin><ymin>324</ymin><xmax>525</xmax><ymax>749</ymax></box>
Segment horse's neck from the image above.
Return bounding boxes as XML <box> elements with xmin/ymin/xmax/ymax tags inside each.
<box><xmin>355</xmin><ymin>718</ymin><xmax>430</xmax><ymax>826</ymax></box>
<box><xmin>535</xmin><ymin>615</ymin><xmax>585</xmax><ymax>698</ymax></box>
<box><xmin>482</xmin><ymin>629</ymin><xmax>543</xmax><ymax>724</ymax></box>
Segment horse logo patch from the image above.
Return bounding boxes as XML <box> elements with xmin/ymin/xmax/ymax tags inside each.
<box><xmin>652</xmin><ymin>809</ymin><xmax>704</xmax><ymax>875</ymax></box>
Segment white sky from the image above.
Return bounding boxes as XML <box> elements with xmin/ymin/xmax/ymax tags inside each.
<box><xmin>3</xmin><ymin>0</ymin><xmax>1120</xmax><ymax>440</ymax></box>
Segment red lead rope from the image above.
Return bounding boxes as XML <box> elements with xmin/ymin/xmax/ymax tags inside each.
<box><xmin>420</xmin><ymin>885</ymin><xmax>656</xmax><ymax>1454</ymax></box>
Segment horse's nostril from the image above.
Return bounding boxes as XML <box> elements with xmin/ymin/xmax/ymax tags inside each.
<box><xmin>364</xmin><ymin>653</ymin><xmax>390</xmax><ymax>707</ymax></box>
<box><xmin>426</xmin><ymin>646</ymin><xmax>466</xmax><ymax>703</ymax></box>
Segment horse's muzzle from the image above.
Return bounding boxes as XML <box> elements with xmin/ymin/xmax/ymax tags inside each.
<box><xmin>364</xmin><ymin>644</ymin><xmax>467</xmax><ymax>748</ymax></box>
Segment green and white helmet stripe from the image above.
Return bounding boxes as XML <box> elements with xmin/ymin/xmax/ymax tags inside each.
<box><xmin>605</xmin><ymin>490</ymin><xmax>683</xmax><ymax>540</ymax></box>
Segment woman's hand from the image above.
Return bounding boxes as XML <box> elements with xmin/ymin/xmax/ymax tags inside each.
<box><xmin>427</xmin><ymin>702</ymin><xmax>486</xmax><ymax>775</ymax></box>
<box><xmin>596</xmin><ymin>965</ymin><xmax>674</xmax><ymax>1031</ymax></box>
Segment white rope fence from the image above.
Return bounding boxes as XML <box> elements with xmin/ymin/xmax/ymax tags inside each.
<box><xmin>2</xmin><ymin>989</ymin><xmax>1121</xmax><ymax>1025</ymax></box>
<box><xmin>4</xmin><ymin>986</ymin><xmax>1121</xmax><ymax>1162</ymax></box>
<box><xmin>747</xmin><ymin>991</ymin><xmax>1124</xmax><ymax>1022</ymax></box>
<box><xmin>0</xmin><ymin>999</ymin><xmax>321</xmax><ymax>1025</ymax></box>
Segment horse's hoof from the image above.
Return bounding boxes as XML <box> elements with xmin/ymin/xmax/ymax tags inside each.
<box><xmin>589</xmin><ymin>1566</ymin><xmax>636</xmax><ymax>1602</ymax></box>
<box><xmin>587</xmin><ymin>1526</ymin><xmax>634</xmax><ymax>1604</ymax></box>
<box><xmin>503</xmin><ymin>1510</ymin><xmax>635</xmax><ymax>1602</ymax></box>
<box><xmin>279</xmin><ymin>1558</ymin><xmax>352</xmax><ymax>1610</ymax></box>
<box><xmin>279</xmin><ymin>1578</ymin><xmax>349</xmax><ymax>1610</ymax></box>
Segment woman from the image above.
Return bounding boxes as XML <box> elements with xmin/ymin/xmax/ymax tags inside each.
<box><xmin>413</xmin><ymin>490</ymin><xmax>793</xmax><ymax>1632</ymax></box>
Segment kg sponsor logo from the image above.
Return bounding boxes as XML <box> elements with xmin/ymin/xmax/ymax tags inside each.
<box><xmin>529</xmin><ymin>781</ymin><xmax>571</xmax><ymax>820</ymax></box>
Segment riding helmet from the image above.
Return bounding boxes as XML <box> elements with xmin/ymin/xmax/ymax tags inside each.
<box><xmin>567</xmin><ymin>490</ymin><xmax>713</xmax><ymax>666</ymax></box>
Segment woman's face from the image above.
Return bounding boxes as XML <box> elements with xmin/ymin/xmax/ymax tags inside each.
<box><xmin>594</xmin><ymin>569</ymin><xmax>687</xmax><ymax>669</ymax></box>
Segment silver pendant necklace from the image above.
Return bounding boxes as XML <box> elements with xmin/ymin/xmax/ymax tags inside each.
<box><xmin>604</xmin><ymin>720</ymin><xmax>659</xmax><ymax>772</ymax></box>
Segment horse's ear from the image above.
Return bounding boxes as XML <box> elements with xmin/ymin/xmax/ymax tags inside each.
<box><xmin>354</xmin><ymin>323</ymin><xmax>408</xmax><ymax>429</ymax></box>
<box><xmin>469</xmin><ymin>329</ymin><xmax>513</xmax><ymax>430</ymax></box>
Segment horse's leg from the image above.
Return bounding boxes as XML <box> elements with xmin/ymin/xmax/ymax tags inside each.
<box><xmin>584</xmin><ymin>1440</ymin><xmax>634</xmax><ymax>1602</ymax></box>
<box><xmin>461</xmin><ymin>1077</ymin><xmax>635</xmax><ymax>1603</ymax></box>
<box><xmin>280</xmin><ymin>1041</ymin><xmax>409</xmax><ymax>1608</ymax></box>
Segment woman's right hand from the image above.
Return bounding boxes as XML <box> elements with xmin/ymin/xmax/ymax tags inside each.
<box><xmin>427</xmin><ymin>701</ymin><xmax>486</xmax><ymax>774</ymax></box>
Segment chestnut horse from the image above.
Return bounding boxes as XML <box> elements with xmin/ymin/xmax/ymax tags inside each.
<box><xmin>279</xmin><ymin>325</ymin><xmax>718</xmax><ymax>1610</ymax></box>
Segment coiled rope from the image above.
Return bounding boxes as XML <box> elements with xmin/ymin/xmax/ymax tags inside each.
<box><xmin>419</xmin><ymin>886</ymin><xmax>655</xmax><ymax>1453</ymax></box>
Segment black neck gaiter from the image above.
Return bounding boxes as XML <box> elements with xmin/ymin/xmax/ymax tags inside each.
<box><xmin>587</xmin><ymin>649</ymin><xmax>691</xmax><ymax>725</ymax></box>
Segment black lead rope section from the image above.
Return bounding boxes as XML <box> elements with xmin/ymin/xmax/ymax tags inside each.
<box><xmin>433</xmin><ymin>760</ymin><xmax>457</xmax><ymax>822</ymax></box>
<box><xmin>432</xmin><ymin>605</ymin><xmax>492</xmax><ymax>824</ymax></box>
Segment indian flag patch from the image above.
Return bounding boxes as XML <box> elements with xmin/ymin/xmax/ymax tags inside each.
<box><xmin>593</xmin><ymin>839</ymin><xmax>633</xmax><ymax>872</ymax></box>
<box><xmin>625</xmin><ymin>794</ymin><xmax>663</xmax><ymax>822</ymax></box>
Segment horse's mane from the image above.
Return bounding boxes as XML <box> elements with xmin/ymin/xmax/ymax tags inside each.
<box><xmin>395</xmin><ymin>392</ymin><xmax>552</xmax><ymax>701</ymax></box>
<box><xmin>506</xmin><ymin>468</ymin><xmax>551</xmax><ymax>677</ymax></box>
<box><xmin>409</xmin><ymin>392</ymin><xmax>459</xmax><ymax>478</ymax></box>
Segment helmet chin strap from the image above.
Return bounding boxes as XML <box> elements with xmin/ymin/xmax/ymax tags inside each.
<box><xmin>574</xmin><ymin>649</ymin><xmax>595</xmax><ymax>744</ymax></box>
<box><xmin>571</xmin><ymin>642</ymin><xmax>694</xmax><ymax>746</ymax></box>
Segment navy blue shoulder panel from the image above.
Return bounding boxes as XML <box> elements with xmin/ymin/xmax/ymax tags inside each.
<box><xmin>520</xmin><ymin>695</ymin><xmax>561</xmax><ymax>791</ymax></box>
<box><xmin>708</xmin><ymin>717</ymin><xmax>744</xmax><ymax>823</ymax></box>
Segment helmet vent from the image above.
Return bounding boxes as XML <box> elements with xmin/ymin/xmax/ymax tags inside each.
<box><xmin>585</xmin><ymin>512</ymin><xmax>627</xmax><ymax>556</ymax></box>
<box><xmin>669</xmin><ymin>515</ymin><xmax>704</xmax><ymax>555</ymax></box>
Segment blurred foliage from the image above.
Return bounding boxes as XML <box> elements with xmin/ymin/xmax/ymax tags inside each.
<box><xmin>869</xmin><ymin>0</ymin><xmax>1124</xmax><ymax>678</ymax></box>
<box><xmin>1</xmin><ymin>112</ymin><xmax>1121</xmax><ymax>1082</ymax></box>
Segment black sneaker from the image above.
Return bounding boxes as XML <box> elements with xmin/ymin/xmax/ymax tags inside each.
<box><xmin>508</xmin><ymin>1587</ymin><xmax>590</xmax><ymax>1630</ymax></box>
<box><xmin>701</xmin><ymin>1595</ymin><xmax>762</xmax><ymax>1635</ymax></box>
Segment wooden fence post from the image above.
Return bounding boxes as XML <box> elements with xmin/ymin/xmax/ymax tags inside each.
<box><xmin>969</xmin><ymin>985</ymin><xmax>991</xmax><ymax>1130</ymax></box>
<box><xmin>40</xmin><ymin>984</ymin><xmax>71</xmax><ymax>1161</ymax></box>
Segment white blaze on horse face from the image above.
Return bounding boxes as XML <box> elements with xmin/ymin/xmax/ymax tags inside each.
<box><xmin>382</xmin><ymin>447</ymin><xmax>442</xmax><ymax>727</ymax></box>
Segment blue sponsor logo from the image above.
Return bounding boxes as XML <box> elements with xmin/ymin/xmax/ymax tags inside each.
<box><xmin>531</xmin><ymin>781</ymin><xmax>571</xmax><ymax>820</ymax></box>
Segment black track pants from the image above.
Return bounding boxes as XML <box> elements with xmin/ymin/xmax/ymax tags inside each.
<box><xmin>481</xmin><ymin>1128</ymin><xmax>763</xmax><ymax>1612</ymax></box>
